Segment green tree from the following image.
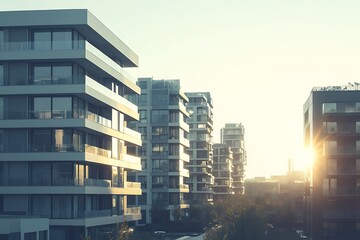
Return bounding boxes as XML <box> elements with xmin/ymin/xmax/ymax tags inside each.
<box><xmin>205</xmin><ymin>196</ymin><xmax>266</xmax><ymax>240</ymax></box>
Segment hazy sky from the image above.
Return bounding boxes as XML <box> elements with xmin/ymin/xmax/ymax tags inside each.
<box><xmin>3</xmin><ymin>0</ymin><xmax>360</xmax><ymax>178</ymax></box>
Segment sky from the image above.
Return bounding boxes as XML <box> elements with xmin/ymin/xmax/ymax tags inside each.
<box><xmin>3</xmin><ymin>0</ymin><xmax>360</xmax><ymax>178</ymax></box>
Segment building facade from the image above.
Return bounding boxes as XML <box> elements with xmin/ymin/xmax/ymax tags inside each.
<box><xmin>0</xmin><ymin>9</ymin><xmax>142</xmax><ymax>240</ymax></box>
<box><xmin>212</xmin><ymin>143</ymin><xmax>234</xmax><ymax>201</ymax></box>
<box><xmin>185</xmin><ymin>92</ymin><xmax>214</xmax><ymax>204</ymax></box>
<box><xmin>132</xmin><ymin>78</ymin><xmax>190</xmax><ymax>224</ymax></box>
<box><xmin>220</xmin><ymin>123</ymin><xmax>246</xmax><ymax>194</ymax></box>
<box><xmin>304</xmin><ymin>84</ymin><xmax>360</xmax><ymax>240</ymax></box>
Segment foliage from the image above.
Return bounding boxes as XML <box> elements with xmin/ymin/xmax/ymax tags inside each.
<box><xmin>188</xmin><ymin>202</ymin><xmax>217</xmax><ymax>228</ymax></box>
<box><xmin>204</xmin><ymin>196</ymin><xmax>266</xmax><ymax>240</ymax></box>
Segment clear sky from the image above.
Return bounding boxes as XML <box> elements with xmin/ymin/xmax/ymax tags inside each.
<box><xmin>3</xmin><ymin>0</ymin><xmax>360</xmax><ymax>178</ymax></box>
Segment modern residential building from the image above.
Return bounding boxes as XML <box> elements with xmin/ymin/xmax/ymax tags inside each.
<box><xmin>220</xmin><ymin>123</ymin><xmax>246</xmax><ymax>194</ymax></box>
<box><xmin>131</xmin><ymin>78</ymin><xmax>190</xmax><ymax>224</ymax></box>
<box><xmin>304</xmin><ymin>83</ymin><xmax>360</xmax><ymax>240</ymax></box>
<box><xmin>185</xmin><ymin>92</ymin><xmax>214</xmax><ymax>204</ymax></box>
<box><xmin>0</xmin><ymin>9</ymin><xmax>142</xmax><ymax>240</ymax></box>
<box><xmin>212</xmin><ymin>143</ymin><xmax>234</xmax><ymax>201</ymax></box>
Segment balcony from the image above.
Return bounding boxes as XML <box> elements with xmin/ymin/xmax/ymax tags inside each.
<box><xmin>84</xmin><ymin>209</ymin><xmax>112</xmax><ymax>218</ymax></box>
<box><xmin>126</xmin><ymin>181</ymin><xmax>141</xmax><ymax>189</ymax></box>
<box><xmin>125</xmin><ymin>207</ymin><xmax>141</xmax><ymax>215</ymax></box>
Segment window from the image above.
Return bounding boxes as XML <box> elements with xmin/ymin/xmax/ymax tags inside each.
<box><xmin>0</xmin><ymin>97</ymin><xmax>3</xmax><ymax>120</ymax></box>
<box><xmin>323</xmin><ymin>141</ymin><xmax>337</xmax><ymax>155</ymax></box>
<box><xmin>32</xmin><ymin>29</ymin><xmax>73</xmax><ymax>50</ymax></box>
<box><xmin>323</xmin><ymin>178</ymin><xmax>337</xmax><ymax>195</ymax></box>
<box><xmin>52</xmin><ymin>162</ymin><xmax>73</xmax><ymax>186</ymax></box>
<box><xmin>138</xmin><ymin>193</ymin><xmax>147</xmax><ymax>205</ymax></box>
<box><xmin>326</xmin><ymin>159</ymin><xmax>337</xmax><ymax>174</ymax></box>
<box><xmin>24</xmin><ymin>232</ymin><xmax>37</xmax><ymax>240</ymax></box>
<box><xmin>52</xmin><ymin>97</ymin><xmax>72</xmax><ymax>118</ymax></box>
<box><xmin>52</xmin><ymin>195</ymin><xmax>72</xmax><ymax>218</ymax></box>
<box><xmin>139</xmin><ymin>110</ymin><xmax>147</xmax><ymax>123</ymax></box>
<box><xmin>323</xmin><ymin>103</ymin><xmax>337</xmax><ymax>114</ymax></box>
<box><xmin>32</xmin><ymin>162</ymin><xmax>51</xmax><ymax>186</ymax></box>
<box><xmin>153</xmin><ymin>159</ymin><xmax>168</xmax><ymax>172</ymax></box>
<box><xmin>138</xmin><ymin>176</ymin><xmax>147</xmax><ymax>189</ymax></box>
<box><xmin>152</xmin><ymin>126</ymin><xmax>168</xmax><ymax>139</ymax></box>
<box><xmin>151</xmin><ymin>110</ymin><xmax>168</xmax><ymax>122</ymax></box>
<box><xmin>141</xmin><ymin>159</ymin><xmax>147</xmax><ymax>170</ymax></box>
<box><xmin>52</xmin><ymin>30</ymin><xmax>72</xmax><ymax>49</ymax></box>
<box><xmin>33</xmin><ymin>31</ymin><xmax>51</xmax><ymax>50</ymax></box>
<box><xmin>152</xmin><ymin>143</ymin><xmax>168</xmax><ymax>155</ymax></box>
<box><xmin>32</xmin><ymin>64</ymin><xmax>73</xmax><ymax>85</ymax></box>
<box><xmin>139</xmin><ymin>127</ymin><xmax>147</xmax><ymax>140</ymax></box>
<box><xmin>152</xmin><ymin>176</ymin><xmax>168</xmax><ymax>188</ymax></box>
<box><xmin>323</xmin><ymin>122</ymin><xmax>337</xmax><ymax>133</ymax></box>
<box><xmin>0</xmin><ymin>64</ymin><xmax>3</xmax><ymax>86</ymax></box>
<box><xmin>32</xmin><ymin>97</ymin><xmax>72</xmax><ymax>119</ymax></box>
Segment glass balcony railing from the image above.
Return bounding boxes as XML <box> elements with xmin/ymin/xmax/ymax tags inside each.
<box><xmin>126</xmin><ymin>181</ymin><xmax>141</xmax><ymax>189</ymax></box>
<box><xmin>125</xmin><ymin>207</ymin><xmax>141</xmax><ymax>215</ymax></box>
<box><xmin>85</xmin><ymin>76</ymin><xmax>137</xmax><ymax>112</ymax></box>
<box><xmin>0</xmin><ymin>40</ymin><xmax>84</xmax><ymax>52</ymax></box>
<box><xmin>85</xmin><ymin>41</ymin><xmax>135</xmax><ymax>82</ymax></box>
<box><xmin>84</xmin><ymin>209</ymin><xmax>112</xmax><ymax>218</ymax></box>
<box><xmin>86</xmin><ymin>111</ymin><xmax>112</xmax><ymax>128</ymax></box>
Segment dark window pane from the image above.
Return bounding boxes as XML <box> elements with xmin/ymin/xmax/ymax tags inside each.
<box><xmin>53</xmin><ymin>65</ymin><xmax>72</xmax><ymax>84</ymax></box>
<box><xmin>33</xmin><ymin>31</ymin><xmax>51</xmax><ymax>50</ymax></box>
<box><xmin>33</xmin><ymin>97</ymin><xmax>51</xmax><ymax>119</ymax></box>
<box><xmin>52</xmin><ymin>97</ymin><xmax>72</xmax><ymax>118</ymax></box>
<box><xmin>33</xmin><ymin>65</ymin><xmax>51</xmax><ymax>85</ymax></box>
<box><xmin>52</xmin><ymin>31</ymin><xmax>72</xmax><ymax>50</ymax></box>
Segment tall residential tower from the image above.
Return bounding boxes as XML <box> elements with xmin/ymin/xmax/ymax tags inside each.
<box><xmin>304</xmin><ymin>84</ymin><xmax>360</xmax><ymax>240</ymax></box>
<box><xmin>185</xmin><ymin>92</ymin><xmax>214</xmax><ymax>204</ymax></box>
<box><xmin>0</xmin><ymin>9</ymin><xmax>142</xmax><ymax>240</ymax></box>
<box><xmin>220</xmin><ymin>123</ymin><xmax>246</xmax><ymax>194</ymax></box>
<box><xmin>132</xmin><ymin>78</ymin><xmax>190</xmax><ymax>224</ymax></box>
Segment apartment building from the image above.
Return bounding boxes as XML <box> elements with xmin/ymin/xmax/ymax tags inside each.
<box><xmin>212</xmin><ymin>143</ymin><xmax>234</xmax><ymax>201</ymax></box>
<box><xmin>185</xmin><ymin>92</ymin><xmax>214</xmax><ymax>204</ymax></box>
<box><xmin>132</xmin><ymin>78</ymin><xmax>190</xmax><ymax>224</ymax></box>
<box><xmin>304</xmin><ymin>84</ymin><xmax>360</xmax><ymax>240</ymax></box>
<box><xmin>220</xmin><ymin>123</ymin><xmax>246</xmax><ymax>195</ymax></box>
<box><xmin>0</xmin><ymin>9</ymin><xmax>142</xmax><ymax>240</ymax></box>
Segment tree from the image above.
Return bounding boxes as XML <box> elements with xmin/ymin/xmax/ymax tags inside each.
<box><xmin>205</xmin><ymin>196</ymin><xmax>266</xmax><ymax>240</ymax></box>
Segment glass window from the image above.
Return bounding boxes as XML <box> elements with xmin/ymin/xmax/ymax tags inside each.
<box><xmin>39</xmin><ymin>231</ymin><xmax>48</xmax><ymax>240</ymax></box>
<box><xmin>32</xmin><ymin>195</ymin><xmax>51</xmax><ymax>217</ymax></box>
<box><xmin>0</xmin><ymin>96</ymin><xmax>3</xmax><ymax>119</ymax></box>
<box><xmin>54</xmin><ymin>129</ymin><xmax>73</xmax><ymax>152</ymax></box>
<box><xmin>32</xmin><ymin>97</ymin><xmax>51</xmax><ymax>119</ymax></box>
<box><xmin>52</xmin><ymin>65</ymin><xmax>72</xmax><ymax>84</ymax></box>
<box><xmin>52</xmin><ymin>195</ymin><xmax>72</xmax><ymax>218</ymax></box>
<box><xmin>24</xmin><ymin>232</ymin><xmax>37</xmax><ymax>240</ymax></box>
<box><xmin>32</xmin><ymin>129</ymin><xmax>52</xmax><ymax>152</ymax></box>
<box><xmin>327</xmin><ymin>159</ymin><xmax>337</xmax><ymax>174</ymax></box>
<box><xmin>139</xmin><ymin>110</ymin><xmax>147</xmax><ymax>123</ymax></box>
<box><xmin>33</xmin><ymin>31</ymin><xmax>51</xmax><ymax>50</ymax></box>
<box><xmin>0</xmin><ymin>30</ymin><xmax>3</xmax><ymax>50</ymax></box>
<box><xmin>52</xmin><ymin>30</ymin><xmax>72</xmax><ymax>50</ymax></box>
<box><xmin>0</xmin><ymin>64</ymin><xmax>3</xmax><ymax>86</ymax></box>
<box><xmin>33</xmin><ymin>65</ymin><xmax>51</xmax><ymax>85</ymax></box>
<box><xmin>324</xmin><ymin>141</ymin><xmax>337</xmax><ymax>155</ymax></box>
<box><xmin>32</xmin><ymin>162</ymin><xmax>51</xmax><ymax>186</ymax></box>
<box><xmin>52</xmin><ymin>97</ymin><xmax>72</xmax><ymax>119</ymax></box>
<box><xmin>151</xmin><ymin>110</ymin><xmax>168</xmax><ymax>122</ymax></box>
<box><xmin>323</xmin><ymin>103</ymin><xmax>337</xmax><ymax>114</ymax></box>
<box><xmin>52</xmin><ymin>162</ymin><xmax>73</xmax><ymax>186</ymax></box>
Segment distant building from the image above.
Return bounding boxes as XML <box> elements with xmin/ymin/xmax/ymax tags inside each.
<box><xmin>304</xmin><ymin>83</ymin><xmax>360</xmax><ymax>240</ymax></box>
<box><xmin>131</xmin><ymin>78</ymin><xmax>190</xmax><ymax>224</ymax></box>
<box><xmin>0</xmin><ymin>9</ymin><xmax>142</xmax><ymax>239</ymax></box>
<box><xmin>185</xmin><ymin>92</ymin><xmax>214</xmax><ymax>204</ymax></box>
<box><xmin>246</xmin><ymin>169</ymin><xmax>305</xmax><ymax>229</ymax></box>
<box><xmin>245</xmin><ymin>177</ymin><xmax>280</xmax><ymax>198</ymax></box>
<box><xmin>220</xmin><ymin>123</ymin><xmax>246</xmax><ymax>194</ymax></box>
<box><xmin>213</xmin><ymin>143</ymin><xmax>234</xmax><ymax>201</ymax></box>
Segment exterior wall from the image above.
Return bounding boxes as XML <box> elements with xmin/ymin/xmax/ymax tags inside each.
<box><xmin>0</xmin><ymin>9</ymin><xmax>141</xmax><ymax>240</ymax></box>
<box><xmin>220</xmin><ymin>123</ymin><xmax>246</xmax><ymax>195</ymax></box>
<box><xmin>132</xmin><ymin>78</ymin><xmax>190</xmax><ymax>224</ymax></box>
<box><xmin>185</xmin><ymin>92</ymin><xmax>214</xmax><ymax>204</ymax></box>
<box><xmin>304</xmin><ymin>85</ymin><xmax>360</xmax><ymax>240</ymax></box>
<box><xmin>212</xmin><ymin>143</ymin><xmax>234</xmax><ymax>201</ymax></box>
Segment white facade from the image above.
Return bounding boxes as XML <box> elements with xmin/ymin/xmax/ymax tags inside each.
<box><xmin>0</xmin><ymin>9</ymin><xmax>141</xmax><ymax>240</ymax></box>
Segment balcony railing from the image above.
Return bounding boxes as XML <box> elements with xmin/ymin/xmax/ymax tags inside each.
<box><xmin>125</xmin><ymin>207</ymin><xmax>141</xmax><ymax>215</ymax></box>
<box><xmin>0</xmin><ymin>40</ymin><xmax>84</xmax><ymax>52</ymax></box>
<box><xmin>126</xmin><ymin>181</ymin><xmax>141</xmax><ymax>189</ymax></box>
<box><xmin>86</xmin><ymin>111</ymin><xmax>112</xmax><ymax>128</ymax></box>
<box><xmin>84</xmin><ymin>209</ymin><xmax>112</xmax><ymax>218</ymax></box>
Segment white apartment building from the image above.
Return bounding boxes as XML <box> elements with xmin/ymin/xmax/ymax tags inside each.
<box><xmin>0</xmin><ymin>9</ymin><xmax>142</xmax><ymax>240</ymax></box>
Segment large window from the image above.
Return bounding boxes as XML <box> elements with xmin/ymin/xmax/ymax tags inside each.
<box><xmin>32</xmin><ymin>29</ymin><xmax>74</xmax><ymax>50</ymax></box>
<box><xmin>152</xmin><ymin>143</ymin><xmax>168</xmax><ymax>155</ymax></box>
<box><xmin>32</xmin><ymin>96</ymin><xmax>72</xmax><ymax>119</ymax></box>
<box><xmin>32</xmin><ymin>64</ymin><xmax>73</xmax><ymax>85</ymax></box>
<box><xmin>151</xmin><ymin>110</ymin><xmax>168</xmax><ymax>122</ymax></box>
